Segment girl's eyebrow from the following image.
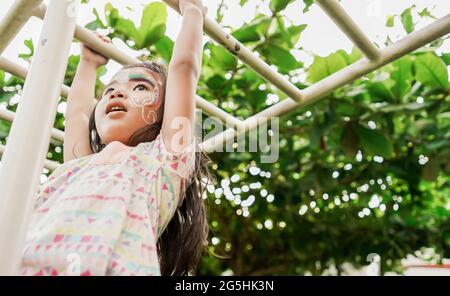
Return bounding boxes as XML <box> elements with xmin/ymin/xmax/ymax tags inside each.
<box><xmin>104</xmin><ymin>74</ymin><xmax>157</xmax><ymax>90</ymax></box>
<box><xmin>128</xmin><ymin>73</ymin><xmax>156</xmax><ymax>87</ymax></box>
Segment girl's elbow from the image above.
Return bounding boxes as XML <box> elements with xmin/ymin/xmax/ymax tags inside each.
<box><xmin>169</xmin><ymin>59</ymin><xmax>201</xmax><ymax>77</ymax></box>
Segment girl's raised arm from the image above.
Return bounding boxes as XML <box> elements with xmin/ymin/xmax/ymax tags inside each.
<box><xmin>161</xmin><ymin>0</ymin><xmax>206</xmax><ymax>153</ymax></box>
<box><xmin>63</xmin><ymin>34</ymin><xmax>110</xmax><ymax>163</ymax></box>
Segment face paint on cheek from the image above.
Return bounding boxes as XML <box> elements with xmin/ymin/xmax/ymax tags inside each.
<box><xmin>129</xmin><ymin>89</ymin><xmax>158</xmax><ymax>107</ymax></box>
<box><xmin>141</xmin><ymin>109</ymin><xmax>158</xmax><ymax>125</ymax></box>
<box><xmin>130</xmin><ymin>86</ymin><xmax>160</xmax><ymax>124</ymax></box>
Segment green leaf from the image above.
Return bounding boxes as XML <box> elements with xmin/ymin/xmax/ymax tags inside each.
<box><xmin>390</xmin><ymin>57</ymin><xmax>413</xmax><ymax>99</ymax></box>
<box><xmin>105</xmin><ymin>3</ymin><xmax>120</xmax><ymax>27</ymax></box>
<box><xmin>418</xmin><ymin>8</ymin><xmax>436</xmax><ymax>19</ymax></box>
<box><xmin>18</xmin><ymin>39</ymin><xmax>34</xmax><ymax>61</ymax></box>
<box><xmin>307</xmin><ymin>51</ymin><xmax>348</xmax><ymax>83</ymax></box>
<box><xmin>303</xmin><ymin>0</ymin><xmax>314</xmax><ymax>13</ymax></box>
<box><xmin>239</xmin><ymin>0</ymin><xmax>249</xmax><ymax>6</ymax></box>
<box><xmin>335</xmin><ymin>100</ymin><xmax>359</xmax><ymax>117</ymax></box>
<box><xmin>401</xmin><ymin>7</ymin><xmax>414</xmax><ymax>34</ymax></box>
<box><xmin>288</xmin><ymin>24</ymin><xmax>307</xmax><ymax>46</ymax></box>
<box><xmin>440</xmin><ymin>53</ymin><xmax>450</xmax><ymax>65</ymax></box>
<box><xmin>386</xmin><ymin>15</ymin><xmax>395</xmax><ymax>27</ymax></box>
<box><xmin>309</xmin><ymin>120</ymin><xmax>321</xmax><ymax>149</ymax></box>
<box><xmin>270</xmin><ymin>0</ymin><xmax>294</xmax><ymax>13</ymax></box>
<box><xmin>270</xmin><ymin>18</ymin><xmax>307</xmax><ymax>48</ymax></box>
<box><xmin>115</xmin><ymin>18</ymin><xmax>138</xmax><ymax>41</ymax></box>
<box><xmin>206</xmin><ymin>75</ymin><xmax>227</xmax><ymax>90</ymax></box>
<box><xmin>0</xmin><ymin>120</ymin><xmax>11</xmax><ymax>139</ymax></box>
<box><xmin>210</xmin><ymin>45</ymin><xmax>237</xmax><ymax>70</ymax></box>
<box><xmin>355</xmin><ymin>124</ymin><xmax>394</xmax><ymax>157</ymax></box>
<box><xmin>422</xmin><ymin>158</ymin><xmax>440</xmax><ymax>181</ymax></box>
<box><xmin>348</xmin><ymin>47</ymin><xmax>363</xmax><ymax>64</ymax></box>
<box><xmin>0</xmin><ymin>70</ymin><xmax>4</xmax><ymax>87</ymax></box>
<box><xmin>261</xmin><ymin>44</ymin><xmax>302</xmax><ymax>74</ymax></box>
<box><xmin>85</xmin><ymin>8</ymin><xmax>106</xmax><ymax>30</ymax></box>
<box><xmin>232</xmin><ymin>25</ymin><xmax>261</xmax><ymax>43</ymax></box>
<box><xmin>341</xmin><ymin>122</ymin><xmax>359</xmax><ymax>156</ymax></box>
<box><xmin>368</xmin><ymin>81</ymin><xmax>394</xmax><ymax>100</ymax></box>
<box><xmin>154</xmin><ymin>36</ymin><xmax>174</xmax><ymax>63</ymax></box>
<box><xmin>0</xmin><ymin>92</ymin><xmax>15</xmax><ymax>104</ymax></box>
<box><xmin>414</xmin><ymin>53</ymin><xmax>449</xmax><ymax>90</ymax></box>
<box><xmin>136</xmin><ymin>2</ymin><xmax>167</xmax><ymax>48</ymax></box>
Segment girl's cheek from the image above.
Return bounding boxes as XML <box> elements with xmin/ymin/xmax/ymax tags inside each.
<box><xmin>130</xmin><ymin>90</ymin><xmax>158</xmax><ymax>107</ymax></box>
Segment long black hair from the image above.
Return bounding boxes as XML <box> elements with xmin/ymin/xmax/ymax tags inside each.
<box><xmin>88</xmin><ymin>61</ymin><xmax>212</xmax><ymax>275</ymax></box>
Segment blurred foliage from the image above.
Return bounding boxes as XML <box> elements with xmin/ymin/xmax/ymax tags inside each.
<box><xmin>0</xmin><ymin>0</ymin><xmax>449</xmax><ymax>275</ymax></box>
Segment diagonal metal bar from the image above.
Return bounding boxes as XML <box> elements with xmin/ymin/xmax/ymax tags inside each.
<box><xmin>32</xmin><ymin>4</ymin><xmax>243</xmax><ymax>129</ymax></box>
<box><xmin>315</xmin><ymin>0</ymin><xmax>381</xmax><ymax>61</ymax></box>
<box><xmin>162</xmin><ymin>0</ymin><xmax>304</xmax><ymax>103</ymax></box>
<box><xmin>200</xmin><ymin>14</ymin><xmax>450</xmax><ymax>152</ymax></box>
<box><xmin>0</xmin><ymin>0</ymin><xmax>43</xmax><ymax>55</ymax></box>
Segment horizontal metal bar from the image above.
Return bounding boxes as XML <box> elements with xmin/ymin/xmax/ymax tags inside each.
<box><xmin>162</xmin><ymin>0</ymin><xmax>304</xmax><ymax>103</ymax></box>
<box><xmin>33</xmin><ymin>4</ymin><xmax>242</xmax><ymax>128</ymax></box>
<box><xmin>200</xmin><ymin>13</ymin><xmax>450</xmax><ymax>151</ymax></box>
<box><xmin>0</xmin><ymin>109</ymin><xmax>64</xmax><ymax>142</ymax></box>
<box><xmin>0</xmin><ymin>144</ymin><xmax>60</xmax><ymax>171</ymax></box>
<box><xmin>0</xmin><ymin>56</ymin><xmax>70</xmax><ymax>98</ymax></box>
<box><xmin>315</xmin><ymin>0</ymin><xmax>380</xmax><ymax>61</ymax></box>
<box><xmin>0</xmin><ymin>0</ymin><xmax>43</xmax><ymax>55</ymax></box>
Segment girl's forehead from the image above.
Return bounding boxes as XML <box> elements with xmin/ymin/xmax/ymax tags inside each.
<box><xmin>110</xmin><ymin>68</ymin><xmax>159</xmax><ymax>86</ymax></box>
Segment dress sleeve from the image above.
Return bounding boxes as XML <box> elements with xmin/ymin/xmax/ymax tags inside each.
<box><xmin>138</xmin><ymin>133</ymin><xmax>197</xmax><ymax>238</ymax></box>
<box><xmin>155</xmin><ymin>133</ymin><xmax>197</xmax><ymax>236</ymax></box>
<box><xmin>153</xmin><ymin>132</ymin><xmax>197</xmax><ymax>181</ymax></box>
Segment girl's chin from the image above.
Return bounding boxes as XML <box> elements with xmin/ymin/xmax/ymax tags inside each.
<box><xmin>106</xmin><ymin>111</ymin><xmax>127</xmax><ymax>119</ymax></box>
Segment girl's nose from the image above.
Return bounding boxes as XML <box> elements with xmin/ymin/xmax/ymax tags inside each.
<box><xmin>109</xmin><ymin>88</ymin><xmax>126</xmax><ymax>99</ymax></box>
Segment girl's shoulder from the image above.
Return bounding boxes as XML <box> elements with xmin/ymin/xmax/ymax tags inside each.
<box><xmin>136</xmin><ymin>133</ymin><xmax>197</xmax><ymax>180</ymax></box>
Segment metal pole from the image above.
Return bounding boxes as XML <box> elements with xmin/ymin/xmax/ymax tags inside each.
<box><xmin>0</xmin><ymin>0</ymin><xmax>80</xmax><ymax>275</ymax></box>
<box><xmin>0</xmin><ymin>0</ymin><xmax>43</xmax><ymax>55</ymax></box>
<box><xmin>315</xmin><ymin>0</ymin><xmax>380</xmax><ymax>61</ymax></box>
<box><xmin>200</xmin><ymin>14</ymin><xmax>450</xmax><ymax>152</ymax></box>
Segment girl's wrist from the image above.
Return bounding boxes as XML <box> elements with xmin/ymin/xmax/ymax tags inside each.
<box><xmin>181</xmin><ymin>5</ymin><xmax>204</xmax><ymax>18</ymax></box>
<box><xmin>79</xmin><ymin>57</ymin><xmax>100</xmax><ymax>70</ymax></box>
<box><xmin>80</xmin><ymin>57</ymin><xmax>101</xmax><ymax>69</ymax></box>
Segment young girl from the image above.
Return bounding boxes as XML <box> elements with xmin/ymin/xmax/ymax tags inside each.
<box><xmin>20</xmin><ymin>0</ymin><xmax>211</xmax><ymax>276</ymax></box>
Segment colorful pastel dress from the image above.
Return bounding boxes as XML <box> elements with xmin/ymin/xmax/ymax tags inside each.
<box><xmin>20</xmin><ymin>133</ymin><xmax>196</xmax><ymax>276</ymax></box>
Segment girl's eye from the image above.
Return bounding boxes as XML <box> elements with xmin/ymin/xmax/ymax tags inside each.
<box><xmin>134</xmin><ymin>84</ymin><xmax>148</xmax><ymax>91</ymax></box>
<box><xmin>104</xmin><ymin>88</ymin><xmax>114</xmax><ymax>95</ymax></box>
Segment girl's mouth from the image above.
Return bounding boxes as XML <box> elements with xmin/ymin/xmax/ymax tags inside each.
<box><xmin>106</xmin><ymin>101</ymin><xmax>128</xmax><ymax>114</ymax></box>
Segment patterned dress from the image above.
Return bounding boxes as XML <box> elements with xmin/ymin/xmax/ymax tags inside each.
<box><xmin>20</xmin><ymin>133</ymin><xmax>196</xmax><ymax>276</ymax></box>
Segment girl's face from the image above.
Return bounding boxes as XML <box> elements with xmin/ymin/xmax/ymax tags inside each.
<box><xmin>95</xmin><ymin>67</ymin><xmax>163</xmax><ymax>146</ymax></box>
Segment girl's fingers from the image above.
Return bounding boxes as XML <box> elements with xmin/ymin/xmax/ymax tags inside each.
<box><xmin>93</xmin><ymin>31</ymin><xmax>111</xmax><ymax>43</ymax></box>
<box><xmin>100</xmin><ymin>35</ymin><xmax>111</xmax><ymax>42</ymax></box>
